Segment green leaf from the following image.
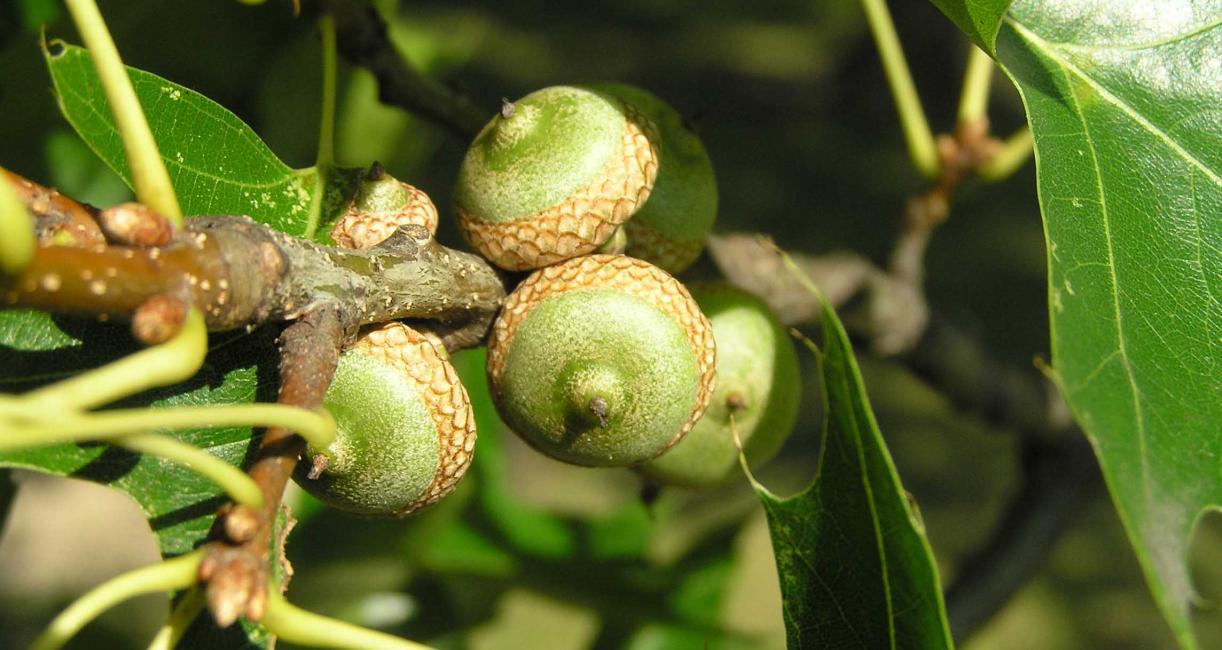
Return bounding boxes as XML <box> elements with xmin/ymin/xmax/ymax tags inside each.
<box><xmin>751</xmin><ymin>304</ymin><xmax>953</xmax><ymax>649</ymax></box>
<box><xmin>0</xmin><ymin>313</ymin><xmax>276</xmax><ymax>647</ymax></box>
<box><xmin>43</xmin><ymin>42</ymin><xmax>316</xmax><ymax>235</ymax></box>
<box><xmin>1</xmin><ymin>40</ymin><xmax>363</xmax><ymax>558</ymax></box>
<box><xmin>3</xmin><ymin>40</ymin><xmax>367</xmax><ymax>648</ymax></box>
<box><xmin>0</xmin><ymin>313</ymin><xmax>279</xmax><ymax>557</ymax></box>
<box><xmin>990</xmin><ymin>1</ymin><xmax>1222</xmax><ymax>646</ymax></box>
<box><xmin>927</xmin><ymin>0</ymin><xmax>1013</xmax><ymax>53</ymax></box>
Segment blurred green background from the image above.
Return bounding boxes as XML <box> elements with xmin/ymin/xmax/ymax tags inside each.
<box><xmin>0</xmin><ymin>0</ymin><xmax>1218</xmax><ymax>648</ymax></box>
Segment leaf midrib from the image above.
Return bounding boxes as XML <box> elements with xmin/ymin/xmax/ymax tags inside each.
<box><xmin>1022</xmin><ymin>15</ymin><xmax>1222</xmax><ymax>53</ymax></box>
<box><xmin>1005</xmin><ymin>10</ymin><xmax>1222</xmax><ymax>513</ymax></box>
<box><xmin>1005</xmin><ymin>18</ymin><xmax>1222</xmax><ymax>188</ymax></box>
<box><xmin>1046</xmin><ymin>51</ymin><xmax>1153</xmax><ymax>508</ymax></box>
<box><xmin>844</xmin><ymin>385</ymin><xmax>897</xmax><ymax>649</ymax></box>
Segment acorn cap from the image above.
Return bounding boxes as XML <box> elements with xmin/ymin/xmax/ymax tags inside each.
<box><xmin>299</xmin><ymin>322</ymin><xmax>476</xmax><ymax>516</ymax></box>
<box><xmin>487</xmin><ymin>255</ymin><xmax>716</xmax><ymax>466</ymax></box>
<box><xmin>592</xmin><ymin>83</ymin><xmax>717</xmax><ymax>274</ymax></box>
<box><xmin>455</xmin><ymin>86</ymin><xmax>660</xmax><ymax>270</ymax></box>
<box><xmin>330</xmin><ymin>175</ymin><xmax>439</xmax><ymax>250</ymax></box>
<box><xmin>640</xmin><ymin>285</ymin><xmax>800</xmax><ymax>487</ymax></box>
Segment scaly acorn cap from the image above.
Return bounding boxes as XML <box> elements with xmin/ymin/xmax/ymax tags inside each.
<box><xmin>330</xmin><ymin>165</ymin><xmax>439</xmax><ymax>249</ymax></box>
<box><xmin>455</xmin><ymin>86</ymin><xmax>660</xmax><ymax>271</ymax></box>
<box><xmin>641</xmin><ymin>285</ymin><xmax>800</xmax><ymax>487</ymax></box>
<box><xmin>487</xmin><ymin>255</ymin><xmax>716</xmax><ymax>466</ymax></box>
<box><xmin>592</xmin><ymin>84</ymin><xmax>717</xmax><ymax>274</ymax></box>
<box><xmin>296</xmin><ymin>322</ymin><xmax>476</xmax><ymax>516</ymax></box>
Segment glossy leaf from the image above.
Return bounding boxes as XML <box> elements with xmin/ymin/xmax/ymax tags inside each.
<box><xmin>988</xmin><ymin>1</ymin><xmax>1222</xmax><ymax>646</ymax></box>
<box><xmin>0</xmin><ymin>42</ymin><xmax>353</xmax><ymax>646</ymax></box>
<box><xmin>44</xmin><ymin>42</ymin><xmax>316</xmax><ymax>236</ymax></box>
<box><xmin>751</xmin><ymin>303</ymin><xmax>953</xmax><ymax>649</ymax></box>
<box><xmin>1</xmin><ymin>42</ymin><xmax>312</xmax><ymax>560</ymax></box>
<box><xmin>928</xmin><ymin>0</ymin><xmax>1012</xmax><ymax>53</ymax></box>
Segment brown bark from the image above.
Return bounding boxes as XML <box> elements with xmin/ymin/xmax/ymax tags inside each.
<box><xmin>2</xmin><ymin>170</ymin><xmax>508</xmax><ymax>626</ymax></box>
<box><xmin>199</xmin><ymin>304</ymin><xmax>345</xmax><ymax>626</ymax></box>
<box><xmin>3</xmin><ymin>174</ymin><xmax>506</xmax><ymax>343</ymax></box>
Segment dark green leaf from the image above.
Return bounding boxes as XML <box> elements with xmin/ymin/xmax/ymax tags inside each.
<box><xmin>751</xmin><ymin>304</ymin><xmax>953</xmax><ymax>649</ymax></box>
<box><xmin>927</xmin><ymin>0</ymin><xmax>1012</xmax><ymax>53</ymax></box>
<box><xmin>3</xmin><ymin>41</ymin><xmax>369</xmax><ymax>649</ymax></box>
<box><xmin>0</xmin><ymin>314</ymin><xmax>276</xmax><ymax>647</ymax></box>
<box><xmin>0</xmin><ymin>316</ymin><xmax>279</xmax><ymax>556</ymax></box>
<box><xmin>43</xmin><ymin>42</ymin><xmax>316</xmax><ymax>236</ymax></box>
<box><xmin>2</xmin><ymin>40</ymin><xmax>363</xmax><ymax>559</ymax></box>
<box><xmin>991</xmin><ymin>1</ymin><xmax>1222</xmax><ymax>646</ymax></box>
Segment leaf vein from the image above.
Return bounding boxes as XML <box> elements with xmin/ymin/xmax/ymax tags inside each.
<box><xmin>1007</xmin><ymin>19</ymin><xmax>1222</xmax><ymax>188</ymax></box>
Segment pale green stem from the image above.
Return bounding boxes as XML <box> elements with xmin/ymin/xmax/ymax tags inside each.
<box><xmin>0</xmin><ymin>403</ymin><xmax>336</xmax><ymax>452</ymax></box>
<box><xmin>146</xmin><ymin>586</ymin><xmax>204</xmax><ymax>650</ymax></box>
<box><xmin>117</xmin><ymin>433</ymin><xmax>263</xmax><ymax>507</ymax></box>
<box><xmin>17</xmin><ymin>308</ymin><xmax>207</xmax><ymax>414</ymax></box>
<box><xmin>262</xmin><ymin>590</ymin><xmax>437</xmax><ymax>650</ymax></box>
<box><xmin>30</xmin><ymin>551</ymin><xmax>203</xmax><ymax>650</ymax></box>
<box><xmin>305</xmin><ymin>167</ymin><xmax>327</xmax><ymax>241</ymax></box>
<box><xmin>317</xmin><ymin>15</ymin><xmax>338</xmax><ymax>170</ymax></box>
<box><xmin>63</xmin><ymin>0</ymin><xmax>182</xmax><ymax>225</ymax></box>
<box><xmin>0</xmin><ymin>173</ymin><xmax>35</xmax><ymax>275</ymax></box>
<box><xmin>858</xmin><ymin>0</ymin><xmax>940</xmax><ymax>178</ymax></box>
<box><xmin>304</xmin><ymin>15</ymin><xmax>339</xmax><ymax>240</ymax></box>
<box><xmin>977</xmin><ymin>128</ymin><xmax>1034</xmax><ymax>182</ymax></box>
<box><xmin>957</xmin><ymin>45</ymin><xmax>994</xmax><ymax>125</ymax></box>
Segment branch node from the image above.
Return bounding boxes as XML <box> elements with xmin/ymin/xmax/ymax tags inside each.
<box><xmin>97</xmin><ymin>202</ymin><xmax>174</xmax><ymax>247</ymax></box>
<box><xmin>131</xmin><ymin>293</ymin><xmax>188</xmax><ymax>345</ymax></box>
<box><xmin>221</xmin><ymin>505</ymin><xmax>262</xmax><ymax>545</ymax></box>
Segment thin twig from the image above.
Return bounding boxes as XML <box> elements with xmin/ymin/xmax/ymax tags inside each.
<box><xmin>898</xmin><ymin>316</ymin><xmax>1101</xmax><ymax>642</ymax></box>
<box><xmin>31</xmin><ymin>551</ymin><xmax>204</xmax><ymax>650</ymax></box>
<box><xmin>858</xmin><ymin>0</ymin><xmax>940</xmax><ymax>178</ymax></box>
<box><xmin>262</xmin><ymin>590</ymin><xmax>436</xmax><ymax>650</ymax></box>
<box><xmin>321</xmin><ymin>0</ymin><xmax>489</xmax><ymax>140</ymax></box>
<box><xmin>200</xmin><ymin>304</ymin><xmax>344</xmax><ymax>626</ymax></box>
<box><xmin>1</xmin><ymin>168</ymin><xmax>105</xmax><ymax>249</ymax></box>
<box><xmin>956</xmin><ymin>45</ymin><xmax>994</xmax><ymax>126</ymax></box>
<box><xmin>900</xmin><ymin>315</ymin><xmax>1052</xmax><ymax>439</ymax></box>
<box><xmin>3</xmin><ymin>172</ymin><xmax>505</xmax><ymax>338</ymax></box>
<box><xmin>946</xmin><ymin>436</ymin><xmax>1099</xmax><ymax>642</ymax></box>
<box><xmin>977</xmin><ymin>128</ymin><xmax>1033</xmax><ymax>182</ymax></box>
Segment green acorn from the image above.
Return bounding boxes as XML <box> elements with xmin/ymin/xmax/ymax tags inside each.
<box><xmin>593</xmin><ymin>83</ymin><xmax>717</xmax><ymax>274</ymax></box>
<box><xmin>455</xmin><ymin>86</ymin><xmax>659</xmax><ymax>271</ymax></box>
<box><xmin>486</xmin><ymin>254</ymin><xmax>716</xmax><ymax>466</ymax></box>
<box><xmin>330</xmin><ymin>165</ymin><xmax>439</xmax><ymax>249</ymax></box>
<box><xmin>295</xmin><ymin>322</ymin><xmax>476</xmax><ymax>516</ymax></box>
<box><xmin>641</xmin><ymin>285</ymin><xmax>800</xmax><ymax>487</ymax></box>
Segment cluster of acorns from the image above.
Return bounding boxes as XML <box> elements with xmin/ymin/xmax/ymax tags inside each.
<box><xmin>294</xmin><ymin>85</ymin><xmax>800</xmax><ymax>517</ymax></box>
